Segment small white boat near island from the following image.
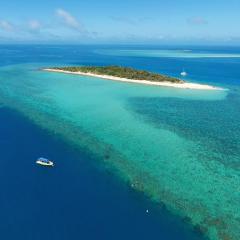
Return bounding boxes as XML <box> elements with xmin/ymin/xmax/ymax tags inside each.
<box><xmin>180</xmin><ymin>70</ymin><xmax>187</xmax><ymax>76</ymax></box>
<box><xmin>36</xmin><ymin>157</ymin><xmax>54</xmax><ymax>167</ymax></box>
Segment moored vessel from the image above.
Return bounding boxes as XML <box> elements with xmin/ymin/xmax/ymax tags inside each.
<box><xmin>180</xmin><ymin>70</ymin><xmax>187</xmax><ymax>76</ymax></box>
<box><xmin>36</xmin><ymin>157</ymin><xmax>54</xmax><ymax>167</ymax></box>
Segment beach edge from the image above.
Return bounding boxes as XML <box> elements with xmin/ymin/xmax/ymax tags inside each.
<box><xmin>43</xmin><ymin>68</ymin><xmax>225</xmax><ymax>91</ymax></box>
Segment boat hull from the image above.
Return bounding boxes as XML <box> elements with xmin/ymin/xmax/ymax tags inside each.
<box><xmin>36</xmin><ymin>160</ymin><xmax>54</xmax><ymax>167</ymax></box>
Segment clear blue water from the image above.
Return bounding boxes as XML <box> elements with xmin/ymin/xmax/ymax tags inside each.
<box><xmin>0</xmin><ymin>107</ymin><xmax>203</xmax><ymax>240</ymax></box>
<box><xmin>0</xmin><ymin>45</ymin><xmax>240</xmax><ymax>240</ymax></box>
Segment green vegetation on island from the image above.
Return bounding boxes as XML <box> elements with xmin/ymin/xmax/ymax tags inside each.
<box><xmin>52</xmin><ymin>65</ymin><xmax>183</xmax><ymax>83</ymax></box>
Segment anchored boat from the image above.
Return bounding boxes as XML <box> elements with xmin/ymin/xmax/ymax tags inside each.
<box><xmin>180</xmin><ymin>70</ymin><xmax>187</xmax><ymax>76</ymax></box>
<box><xmin>36</xmin><ymin>157</ymin><xmax>54</xmax><ymax>167</ymax></box>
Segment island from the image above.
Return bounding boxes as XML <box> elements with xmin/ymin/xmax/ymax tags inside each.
<box><xmin>43</xmin><ymin>65</ymin><xmax>223</xmax><ymax>90</ymax></box>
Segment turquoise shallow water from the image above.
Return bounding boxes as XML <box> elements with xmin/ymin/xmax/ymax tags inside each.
<box><xmin>0</xmin><ymin>45</ymin><xmax>240</xmax><ymax>240</ymax></box>
<box><xmin>95</xmin><ymin>49</ymin><xmax>240</xmax><ymax>58</ymax></box>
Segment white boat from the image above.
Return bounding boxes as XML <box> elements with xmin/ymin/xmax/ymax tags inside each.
<box><xmin>36</xmin><ymin>157</ymin><xmax>54</xmax><ymax>167</ymax></box>
<box><xmin>180</xmin><ymin>70</ymin><xmax>187</xmax><ymax>76</ymax></box>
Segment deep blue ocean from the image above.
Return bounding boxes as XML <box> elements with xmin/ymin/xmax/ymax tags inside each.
<box><xmin>0</xmin><ymin>45</ymin><xmax>240</xmax><ymax>240</ymax></box>
<box><xmin>0</xmin><ymin>107</ymin><xmax>204</xmax><ymax>240</ymax></box>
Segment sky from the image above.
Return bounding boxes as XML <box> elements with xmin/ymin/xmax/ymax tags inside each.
<box><xmin>0</xmin><ymin>0</ymin><xmax>240</xmax><ymax>45</ymax></box>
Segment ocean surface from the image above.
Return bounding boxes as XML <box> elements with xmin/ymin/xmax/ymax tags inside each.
<box><xmin>0</xmin><ymin>45</ymin><xmax>240</xmax><ymax>240</ymax></box>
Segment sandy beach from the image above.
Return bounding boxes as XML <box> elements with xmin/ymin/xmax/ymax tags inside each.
<box><xmin>43</xmin><ymin>68</ymin><xmax>224</xmax><ymax>90</ymax></box>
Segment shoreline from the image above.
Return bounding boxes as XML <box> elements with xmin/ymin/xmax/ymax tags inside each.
<box><xmin>43</xmin><ymin>68</ymin><xmax>225</xmax><ymax>91</ymax></box>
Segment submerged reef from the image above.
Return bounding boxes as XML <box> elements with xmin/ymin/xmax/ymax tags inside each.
<box><xmin>0</xmin><ymin>65</ymin><xmax>239</xmax><ymax>240</ymax></box>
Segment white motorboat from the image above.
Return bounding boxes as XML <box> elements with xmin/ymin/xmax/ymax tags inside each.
<box><xmin>180</xmin><ymin>70</ymin><xmax>187</xmax><ymax>76</ymax></box>
<box><xmin>36</xmin><ymin>157</ymin><xmax>54</xmax><ymax>167</ymax></box>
